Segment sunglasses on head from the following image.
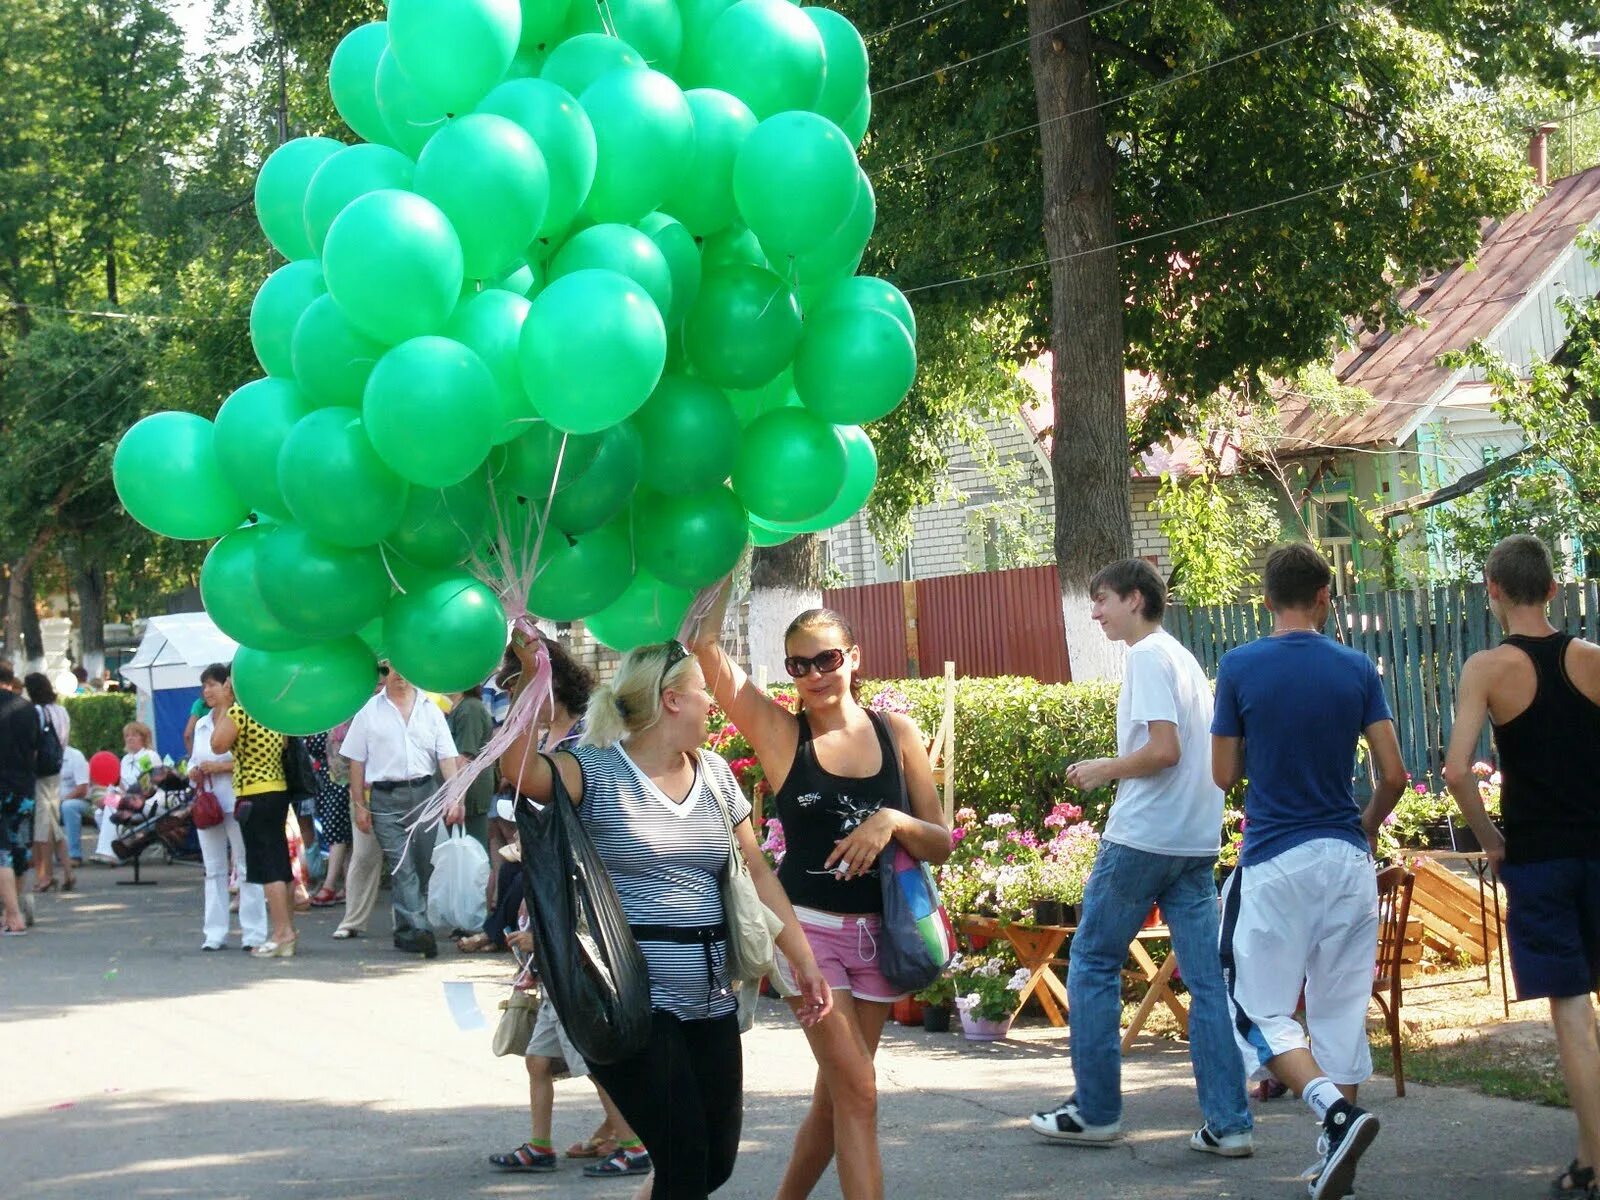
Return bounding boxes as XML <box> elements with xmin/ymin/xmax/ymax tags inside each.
<box><xmin>658</xmin><ymin>640</ymin><xmax>690</xmax><ymax>692</ymax></box>
<box><xmin>378</xmin><ymin>665</ymin><xmax>391</xmax><ymax>677</ymax></box>
<box><xmin>784</xmin><ymin>648</ymin><xmax>849</xmax><ymax>679</ymax></box>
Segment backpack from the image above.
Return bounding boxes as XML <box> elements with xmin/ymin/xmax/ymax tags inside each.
<box><xmin>281</xmin><ymin>736</ymin><xmax>318</xmax><ymax>801</ymax></box>
<box><xmin>35</xmin><ymin>706</ymin><xmax>64</xmax><ymax>777</ymax></box>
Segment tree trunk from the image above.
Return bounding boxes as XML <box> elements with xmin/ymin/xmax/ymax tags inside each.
<box><xmin>748</xmin><ymin>535</ymin><xmax>825</xmax><ymax>680</ymax></box>
<box><xmin>1029</xmin><ymin>0</ymin><xmax>1134</xmax><ymax>681</ymax></box>
<box><xmin>68</xmin><ymin>544</ymin><xmax>108</xmax><ymax>679</ymax></box>
<box><xmin>5</xmin><ymin>564</ymin><xmax>43</xmax><ymax>672</ymax></box>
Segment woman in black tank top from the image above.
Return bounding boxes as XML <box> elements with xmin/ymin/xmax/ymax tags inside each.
<box><xmin>691</xmin><ymin>598</ymin><xmax>950</xmax><ymax>1200</ymax></box>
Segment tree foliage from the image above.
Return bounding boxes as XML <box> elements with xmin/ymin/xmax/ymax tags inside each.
<box><xmin>1156</xmin><ymin>470</ymin><xmax>1283</xmax><ymax>605</ymax></box>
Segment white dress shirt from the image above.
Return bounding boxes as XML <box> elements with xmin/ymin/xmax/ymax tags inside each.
<box><xmin>341</xmin><ymin>690</ymin><xmax>459</xmax><ymax>782</ymax></box>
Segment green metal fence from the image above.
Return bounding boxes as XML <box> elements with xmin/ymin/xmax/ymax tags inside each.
<box><xmin>1167</xmin><ymin>580</ymin><xmax>1600</xmax><ymax>784</ymax></box>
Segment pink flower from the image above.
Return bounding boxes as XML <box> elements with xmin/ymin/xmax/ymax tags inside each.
<box><xmin>951</xmin><ymin>827</ymin><xmax>968</xmax><ymax>845</ymax></box>
<box><xmin>954</xmin><ymin>807</ymin><xmax>978</xmax><ymax>825</ymax></box>
<box><xmin>1471</xmin><ymin>761</ymin><xmax>1493</xmax><ymax>778</ymax></box>
<box><xmin>1414</xmin><ymin>783</ymin><xmax>1428</xmax><ymax>795</ymax></box>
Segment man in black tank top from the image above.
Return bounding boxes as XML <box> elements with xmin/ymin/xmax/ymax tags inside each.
<box><xmin>1443</xmin><ymin>535</ymin><xmax>1600</xmax><ymax>1200</ymax></box>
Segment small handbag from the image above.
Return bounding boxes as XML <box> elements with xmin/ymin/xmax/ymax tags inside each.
<box><xmin>192</xmin><ymin>786</ymin><xmax>224</xmax><ymax>830</ymax></box>
<box><xmin>700</xmin><ymin>750</ymin><xmax>784</xmax><ymax>986</ymax></box>
<box><xmin>492</xmin><ymin>986</ymin><xmax>540</xmax><ymax>1058</ymax></box>
<box><xmin>873</xmin><ymin>715</ymin><xmax>956</xmax><ymax>993</ymax></box>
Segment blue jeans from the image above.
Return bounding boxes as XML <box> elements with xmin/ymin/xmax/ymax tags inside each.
<box><xmin>1066</xmin><ymin>841</ymin><xmax>1252</xmax><ymax>1135</ymax></box>
<box><xmin>62</xmin><ymin>797</ymin><xmax>96</xmax><ymax>861</ymax></box>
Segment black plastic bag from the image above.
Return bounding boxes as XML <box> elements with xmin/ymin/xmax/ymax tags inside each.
<box><xmin>515</xmin><ymin>756</ymin><xmax>652</xmax><ymax>1066</ymax></box>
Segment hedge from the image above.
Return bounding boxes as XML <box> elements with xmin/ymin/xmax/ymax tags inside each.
<box><xmin>64</xmin><ymin>693</ymin><xmax>137</xmax><ymax>755</ymax></box>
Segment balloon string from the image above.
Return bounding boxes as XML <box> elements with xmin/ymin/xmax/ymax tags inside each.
<box><xmin>595</xmin><ymin>0</ymin><xmax>619</xmax><ymax>38</ymax></box>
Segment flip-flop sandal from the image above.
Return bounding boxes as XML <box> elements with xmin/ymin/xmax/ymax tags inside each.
<box><xmin>2</xmin><ymin>926</ymin><xmax>27</xmax><ymax>936</ymax></box>
<box><xmin>583</xmin><ymin>1150</ymin><xmax>652</xmax><ymax>1177</ymax></box>
<box><xmin>489</xmin><ymin>1143</ymin><xmax>556</xmax><ymax>1172</ymax></box>
<box><xmin>308</xmin><ymin>887</ymin><xmax>343</xmax><ymax>907</ymax></box>
<box><xmin>454</xmin><ymin>933</ymin><xmax>501</xmax><ymax>953</ymax></box>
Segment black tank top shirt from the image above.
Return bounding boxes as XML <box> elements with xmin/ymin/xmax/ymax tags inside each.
<box><xmin>772</xmin><ymin>709</ymin><xmax>902</xmax><ymax>915</ymax></box>
<box><xmin>1492</xmin><ymin>632</ymin><xmax>1600</xmax><ymax>864</ymax></box>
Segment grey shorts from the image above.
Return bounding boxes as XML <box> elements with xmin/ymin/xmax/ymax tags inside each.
<box><xmin>526</xmin><ymin>994</ymin><xmax>588</xmax><ymax>1078</ymax></box>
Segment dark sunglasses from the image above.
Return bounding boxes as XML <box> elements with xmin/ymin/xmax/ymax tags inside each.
<box><xmin>658</xmin><ymin>640</ymin><xmax>690</xmax><ymax>692</ymax></box>
<box><xmin>378</xmin><ymin>665</ymin><xmax>391</xmax><ymax>677</ymax></box>
<box><xmin>784</xmin><ymin>648</ymin><xmax>849</xmax><ymax>679</ymax></box>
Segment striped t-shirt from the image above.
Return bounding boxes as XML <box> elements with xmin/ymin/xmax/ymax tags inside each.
<box><xmin>572</xmin><ymin>744</ymin><xmax>751</xmax><ymax>1022</ymax></box>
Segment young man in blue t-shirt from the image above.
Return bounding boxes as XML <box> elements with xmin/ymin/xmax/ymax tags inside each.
<box><xmin>1211</xmin><ymin>544</ymin><xmax>1407</xmax><ymax>1200</ymax></box>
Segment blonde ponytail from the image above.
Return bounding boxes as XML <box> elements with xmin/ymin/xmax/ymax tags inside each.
<box><xmin>580</xmin><ymin>641</ymin><xmax>697</xmax><ymax>748</ymax></box>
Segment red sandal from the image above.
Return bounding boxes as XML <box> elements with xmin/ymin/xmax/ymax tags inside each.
<box><xmin>308</xmin><ymin>886</ymin><xmax>344</xmax><ymax>907</ymax></box>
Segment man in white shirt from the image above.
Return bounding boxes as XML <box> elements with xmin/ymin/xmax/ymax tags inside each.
<box><xmin>57</xmin><ymin>746</ymin><xmax>93</xmax><ymax>865</ymax></box>
<box><xmin>340</xmin><ymin>662</ymin><xmax>464</xmax><ymax>958</ymax></box>
<box><xmin>1031</xmin><ymin>559</ymin><xmax>1252</xmax><ymax>1158</ymax></box>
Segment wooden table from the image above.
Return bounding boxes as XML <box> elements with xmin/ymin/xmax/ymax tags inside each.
<box><xmin>959</xmin><ymin>915</ymin><xmax>1190</xmax><ymax>1050</ymax></box>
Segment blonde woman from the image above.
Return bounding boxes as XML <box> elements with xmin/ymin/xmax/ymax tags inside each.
<box><xmin>499</xmin><ymin>639</ymin><xmax>831</xmax><ymax>1200</ymax></box>
<box><xmin>689</xmin><ymin>598</ymin><xmax>950</xmax><ymax>1200</ymax></box>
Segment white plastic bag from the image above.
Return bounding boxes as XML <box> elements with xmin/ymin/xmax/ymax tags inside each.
<box><xmin>427</xmin><ymin>825</ymin><xmax>491</xmax><ymax>931</ymax></box>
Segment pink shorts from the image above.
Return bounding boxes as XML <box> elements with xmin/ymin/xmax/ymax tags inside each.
<box><xmin>773</xmin><ymin>906</ymin><xmax>908</xmax><ymax>1004</ymax></box>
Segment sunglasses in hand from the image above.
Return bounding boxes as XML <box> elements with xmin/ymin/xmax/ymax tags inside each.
<box><xmin>784</xmin><ymin>648</ymin><xmax>849</xmax><ymax>679</ymax></box>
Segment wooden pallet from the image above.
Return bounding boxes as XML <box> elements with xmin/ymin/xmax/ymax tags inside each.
<box><xmin>1406</xmin><ymin>857</ymin><xmax>1501</xmax><ymax>965</ymax></box>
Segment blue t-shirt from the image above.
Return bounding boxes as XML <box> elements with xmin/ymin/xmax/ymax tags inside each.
<box><xmin>1211</xmin><ymin>631</ymin><xmax>1392</xmax><ymax>866</ymax></box>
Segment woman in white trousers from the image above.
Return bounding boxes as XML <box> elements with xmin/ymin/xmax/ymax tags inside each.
<box><xmin>189</xmin><ymin>664</ymin><xmax>267</xmax><ymax>951</ymax></box>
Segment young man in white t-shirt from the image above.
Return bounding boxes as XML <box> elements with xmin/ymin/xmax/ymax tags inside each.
<box><xmin>1031</xmin><ymin>559</ymin><xmax>1252</xmax><ymax>1158</ymax></box>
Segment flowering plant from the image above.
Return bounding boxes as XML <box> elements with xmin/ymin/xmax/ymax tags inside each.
<box><xmin>950</xmin><ymin>950</ymin><xmax>1030</xmax><ymax>1021</ymax></box>
<box><xmin>938</xmin><ymin>801</ymin><xmax>1099</xmax><ymax>918</ymax></box>
<box><xmin>758</xmin><ymin>815</ymin><xmax>786</xmax><ymax>867</ymax></box>
<box><xmin>867</xmin><ymin>685</ymin><xmax>912</xmax><ymax>715</ymax></box>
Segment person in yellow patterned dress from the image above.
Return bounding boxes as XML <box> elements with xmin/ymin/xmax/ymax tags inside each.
<box><xmin>213</xmin><ymin>679</ymin><xmax>297</xmax><ymax>958</ymax></box>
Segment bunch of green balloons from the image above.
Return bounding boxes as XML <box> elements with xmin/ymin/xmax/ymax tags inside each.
<box><xmin>113</xmin><ymin>0</ymin><xmax>916</xmax><ymax>735</ymax></box>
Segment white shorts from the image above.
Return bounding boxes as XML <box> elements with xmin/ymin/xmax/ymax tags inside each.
<box><xmin>525</xmin><ymin>994</ymin><xmax>588</xmax><ymax>1078</ymax></box>
<box><xmin>1220</xmin><ymin>837</ymin><xmax>1378</xmax><ymax>1086</ymax></box>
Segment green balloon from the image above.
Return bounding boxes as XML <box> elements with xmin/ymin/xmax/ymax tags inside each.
<box><xmin>491</xmin><ymin>422</ymin><xmax>601</xmax><ymax>499</ymax></box>
<box><xmin>384</xmin><ymin>468</ymin><xmax>494</xmax><ymax>568</ymax></box>
<box><xmin>748</xmin><ymin>518</ymin><xmax>794</xmax><ymax>547</ymax></box>
<box><xmin>751</xmin><ymin>422</ymin><xmax>876</xmax><ymax>533</ymax></box>
<box><xmin>727</xmin><ymin>370</ymin><xmax>798</xmax><ymax>426</ymax></box>
<box><xmin>279</xmin><ymin>407</ymin><xmax>411</xmax><ymax>547</ymax></box>
<box><xmin>731</xmin><ymin>406</ymin><xmax>845</xmax><ymax>522</ymax></box>
<box><xmin>416</xmin><ymin>113</ymin><xmax>551</xmax><ymax>280</ymax></box>
<box><xmin>445</xmin><ymin>290</ymin><xmax>535</xmax><ymax>445</ymax></box>
<box><xmin>292</xmin><ymin>293</ymin><xmax>388</xmax><ymax>409</ymax></box>
<box><xmin>793</xmin><ymin>168</ymin><xmax>874</xmax><ymax>286</ymax></box>
<box><xmin>701</xmin><ymin>224</ymin><xmax>768</xmax><ymax>273</ymax></box>
<box><xmin>638</xmin><ymin>213</ymin><xmax>701</xmax><ymax>331</ymax></box>
<box><xmin>363</xmin><ymin>336</ymin><xmax>498</xmax><ymax>487</ymax></box>
<box><xmin>214</xmin><ymin>377</ymin><xmax>310</xmax><ymax>519</ymax></box>
<box><xmin>519</xmin><ymin>0</ymin><xmax>572</xmax><ymax>49</ymax></box>
<box><xmin>375</xmin><ymin>48</ymin><xmax>449</xmax><ymax>158</ymax></box>
<box><xmin>683</xmin><ymin>264</ymin><xmax>801</xmax><ymax>389</ymax></box>
<box><xmin>114</xmin><ymin>413</ymin><xmax>249</xmax><ymax>540</ymax></box>
<box><xmin>519</xmin><ymin>268</ymin><xmax>666</xmax><ymax>434</ymax></box>
<box><xmin>694</xmin><ymin>0</ymin><xmax>824</xmax><ymax>120</ymax></box>
<box><xmin>250</xmin><ymin>260</ymin><xmax>326</xmax><ymax>378</ymax></box>
<box><xmin>255</xmin><ymin>137</ymin><xmax>343</xmax><ymax>261</ymax></box>
<box><xmin>633</xmin><ymin>374</ymin><xmax>739</xmax><ymax>494</ymax></box>
<box><xmin>384</xmin><ymin>570</ymin><xmax>508</xmax><ymax>692</ymax></box>
<box><xmin>548</xmin><ymin>421</ymin><xmax>643</xmax><ymax>533</ymax></box>
<box><xmin>257</xmin><ymin>524</ymin><xmax>394</xmax><ymax>637</ymax></box>
<box><xmin>323</xmin><ymin>189</ymin><xmax>463</xmax><ymax>344</ymax></box>
<box><xmin>840</xmin><ymin>85</ymin><xmax>870</xmax><ymax>147</ymax></box>
<box><xmin>357</xmin><ymin>616</ymin><xmax>387</xmax><ymax>658</ymax></box>
<box><xmin>805</xmin><ymin>275</ymin><xmax>916</xmax><ymax>342</ymax></box>
<box><xmin>506</xmin><ymin>43</ymin><xmax>549</xmax><ymax>79</ymax></box>
<box><xmin>200</xmin><ymin>525</ymin><xmax>305</xmax><ymax>651</ymax></box>
<box><xmin>528</xmin><ymin>519</ymin><xmax>636</xmax><ymax>620</ymax></box>
<box><xmin>549</xmin><ymin>223</ymin><xmax>673</xmax><ymax>321</ymax></box>
<box><xmin>634</xmin><ymin>486</ymin><xmax>749</xmax><ymax>589</ymax></box>
<box><xmin>795</xmin><ymin>305</ymin><xmax>917</xmax><ymax>425</ymax></box>
<box><xmin>803</xmin><ymin>7</ymin><xmax>868</xmax><ymax>125</ymax></box>
<box><xmin>233</xmin><ymin>638</ymin><xmax>379</xmax><ymax>736</ymax></box>
<box><xmin>660</xmin><ymin>89</ymin><xmax>756</xmax><ymax>237</ymax></box>
<box><xmin>542</xmin><ymin>32</ymin><xmax>644</xmax><ymax>98</ymax></box>
<box><xmin>487</xmin><ymin>260</ymin><xmax>538</xmax><ymax>296</ymax></box>
<box><xmin>734</xmin><ymin>111</ymin><xmax>858</xmax><ymax>257</ymax></box>
<box><xmin>584</xmin><ymin>569</ymin><xmax>694</xmax><ymax>651</ymax></box>
<box><xmin>478</xmin><ymin>78</ymin><xmax>597</xmax><ymax>238</ymax></box>
<box><xmin>579</xmin><ymin>68</ymin><xmax>693</xmax><ymax>224</ymax></box>
<box><xmin>564</xmin><ymin>0</ymin><xmax>683</xmax><ymax>73</ymax></box>
<box><xmin>329</xmin><ymin>23</ymin><xmax>394</xmax><ymax>145</ymax></box>
<box><xmin>302</xmin><ymin>143</ymin><xmax>415</xmax><ymax>256</ymax></box>
<box><xmin>387</xmin><ymin>0</ymin><xmax>521</xmax><ymax>114</ymax></box>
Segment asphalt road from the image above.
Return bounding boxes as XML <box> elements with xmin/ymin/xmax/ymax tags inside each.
<box><xmin>0</xmin><ymin>858</ymin><xmax>1578</xmax><ymax>1199</ymax></box>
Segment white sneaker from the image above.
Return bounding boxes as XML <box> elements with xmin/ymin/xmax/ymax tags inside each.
<box><xmin>1029</xmin><ymin>1100</ymin><xmax>1122</xmax><ymax>1145</ymax></box>
<box><xmin>1190</xmin><ymin>1124</ymin><xmax>1254</xmax><ymax>1158</ymax></box>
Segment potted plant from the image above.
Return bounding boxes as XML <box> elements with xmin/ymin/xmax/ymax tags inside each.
<box><xmin>916</xmin><ymin>975</ymin><xmax>956</xmax><ymax>1032</ymax></box>
<box><xmin>952</xmin><ymin>952</ymin><xmax>1029</xmax><ymax>1040</ymax></box>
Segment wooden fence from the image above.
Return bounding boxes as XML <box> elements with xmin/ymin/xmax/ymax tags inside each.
<box><xmin>1168</xmin><ymin>580</ymin><xmax>1600</xmax><ymax>782</ymax></box>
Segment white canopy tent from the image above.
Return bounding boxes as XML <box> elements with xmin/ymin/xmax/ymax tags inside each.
<box><xmin>121</xmin><ymin>613</ymin><xmax>238</xmax><ymax>759</ymax></box>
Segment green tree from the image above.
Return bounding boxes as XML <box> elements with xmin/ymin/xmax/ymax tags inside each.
<box><xmin>1156</xmin><ymin>470</ymin><xmax>1283</xmax><ymax>605</ymax></box>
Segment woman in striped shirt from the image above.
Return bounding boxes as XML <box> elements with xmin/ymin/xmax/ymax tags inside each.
<box><xmin>500</xmin><ymin>638</ymin><xmax>831</xmax><ymax>1200</ymax></box>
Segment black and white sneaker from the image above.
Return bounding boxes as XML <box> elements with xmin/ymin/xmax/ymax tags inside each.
<box><xmin>1029</xmin><ymin>1100</ymin><xmax>1121</xmax><ymax>1145</ymax></box>
<box><xmin>1190</xmin><ymin>1124</ymin><xmax>1254</xmax><ymax>1157</ymax></box>
<box><xmin>1308</xmin><ymin>1100</ymin><xmax>1379</xmax><ymax>1199</ymax></box>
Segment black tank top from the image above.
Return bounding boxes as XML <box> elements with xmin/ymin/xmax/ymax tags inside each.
<box><xmin>772</xmin><ymin>709</ymin><xmax>902</xmax><ymax>915</ymax></box>
<box><xmin>1492</xmin><ymin>633</ymin><xmax>1600</xmax><ymax>864</ymax></box>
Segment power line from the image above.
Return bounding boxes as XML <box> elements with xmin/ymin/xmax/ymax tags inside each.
<box><xmin>872</xmin><ymin>21</ymin><xmax>1338</xmax><ymax>179</ymax></box>
<box><xmin>864</xmin><ymin>0</ymin><xmax>972</xmax><ymax>42</ymax></box>
<box><xmin>0</xmin><ymin>301</ymin><xmax>240</xmax><ymax>323</ymax></box>
<box><xmin>871</xmin><ymin>0</ymin><xmax>1140</xmax><ymax>98</ymax></box>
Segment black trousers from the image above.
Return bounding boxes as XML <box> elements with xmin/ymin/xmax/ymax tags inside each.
<box><xmin>483</xmin><ymin>861</ymin><xmax>523</xmax><ymax>946</ymax></box>
<box><xmin>239</xmin><ymin>790</ymin><xmax>293</xmax><ymax>884</ymax></box>
<box><xmin>588</xmin><ymin>1009</ymin><xmax>744</xmax><ymax>1200</ymax></box>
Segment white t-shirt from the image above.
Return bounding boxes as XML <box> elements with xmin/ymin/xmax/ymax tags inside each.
<box><xmin>59</xmin><ymin>746</ymin><xmax>89</xmax><ymax>799</ymax></box>
<box><xmin>1101</xmin><ymin>628</ymin><xmax>1224</xmax><ymax>856</ymax></box>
